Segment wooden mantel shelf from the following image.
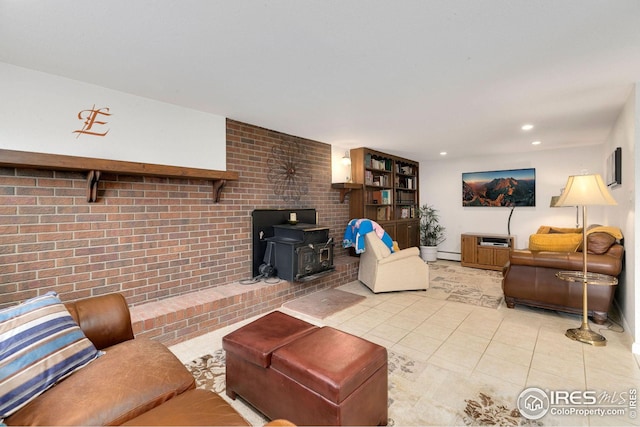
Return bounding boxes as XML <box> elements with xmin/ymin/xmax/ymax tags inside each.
<box><xmin>0</xmin><ymin>149</ymin><xmax>239</xmax><ymax>203</ymax></box>
<box><xmin>331</xmin><ymin>182</ymin><xmax>363</xmax><ymax>203</ymax></box>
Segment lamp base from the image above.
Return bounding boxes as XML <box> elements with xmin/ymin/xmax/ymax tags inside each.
<box><xmin>565</xmin><ymin>324</ymin><xmax>606</xmax><ymax>346</ymax></box>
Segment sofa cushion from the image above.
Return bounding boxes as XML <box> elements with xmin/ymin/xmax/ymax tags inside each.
<box><xmin>366</xmin><ymin>232</ymin><xmax>392</xmax><ymax>259</ymax></box>
<box><xmin>0</xmin><ymin>292</ymin><xmax>102</xmax><ymax>420</ymax></box>
<box><xmin>536</xmin><ymin>225</ymin><xmax>582</xmax><ymax>234</ymax></box>
<box><xmin>528</xmin><ymin>233</ymin><xmax>582</xmax><ymax>252</ymax></box>
<box><xmin>585</xmin><ymin>232</ymin><xmax>617</xmax><ymax>254</ymax></box>
<box><xmin>4</xmin><ymin>337</ymin><xmax>195</xmax><ymax>426</ymax></box>
<box><xmin>122</xmin><ymin>389</ymin><xmax>250</xmax><ymax>426</ymax></box>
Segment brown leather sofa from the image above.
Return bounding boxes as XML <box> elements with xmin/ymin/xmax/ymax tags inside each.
<box><xmin>502</xmin><ymin>229</ymin><xmax>623</xmax><ymax>324</ymax></box>
<box><xmin>4</xmin><ymin>293</ymin><xmax>251</xmax><ymax>426</ymax></box>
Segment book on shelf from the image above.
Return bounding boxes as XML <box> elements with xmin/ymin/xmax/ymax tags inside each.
<box><xmin>376</xmin><ymin>206</ymin><xmax>390</xmax><ymax>221</ymax></box>
<box><xmin>371</xmin><ymin>190</ymin><xmax>382</xmax><ymax>204</ymax></box>
<box><xmin>396</xmin><ymin>191</ymin><xmax>414</xmax><ymax>203</ymax></box>
<box><xmin>366</xmin><ymin>171</ymin><xmax>392</xmax><ymax>187</ymax></box>
<box><xmin>395</xmin><ymin>164</ymin><xmax>415</xmax><ymax>175</ymax></box>
<box><xmin>368</xmin><ymin>157</ymin><xmax>392</xmax><ymax>171</ymax></box>
<box><xmin>380</xmin><ymin>189</ymin><xmax>391</xmax><ymax>204</ymax></box>
<box><xmin>394</xmin><ymin>177</ymin><xmax>415</xmax><ymax>189</ymax></box>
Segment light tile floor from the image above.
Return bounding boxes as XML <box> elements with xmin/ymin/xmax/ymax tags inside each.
<box><xmin>170</xmin><ymin>277</ymin><xmax>640</xmax><ymax>426</ymax></box>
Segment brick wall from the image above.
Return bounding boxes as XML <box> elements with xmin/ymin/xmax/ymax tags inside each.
<box><xmin>0</xmin><ymin>119</ymin><xmax>354</xmax><ymax>315</ymax></box>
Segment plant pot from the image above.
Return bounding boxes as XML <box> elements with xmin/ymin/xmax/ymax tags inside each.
<box><xmin>419</xmin><ymin>245</ymin><xmax>438</xmax><ymax>262</ymax></box>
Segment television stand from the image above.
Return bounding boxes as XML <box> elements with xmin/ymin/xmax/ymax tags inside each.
<box><xmin>461</xmin><ymin>233</ymin><xmax>515</xmax><ymax>271</ymax></box>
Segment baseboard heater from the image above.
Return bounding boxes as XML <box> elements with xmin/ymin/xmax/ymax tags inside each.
<box><xmin>437</xmin><ymin>250</ymin><xmax>460</xmax><ymax>262</ymax></box>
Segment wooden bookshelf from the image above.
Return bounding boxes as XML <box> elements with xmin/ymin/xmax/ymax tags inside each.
<box><xmin>348</xmin><ymin>148</ymin><xmax>420</xmax><ymax>249</ymax></box>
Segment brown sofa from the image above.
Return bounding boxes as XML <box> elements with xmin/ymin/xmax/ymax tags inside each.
<box><xmin>502</xmin><ymin>227</ymin><xmax>624</xmax><ymax>324</ymax></box>
<box><xmin>4</xmin><ymin>293</ymin><xmax>251</xmax><ymax>426</ymax></box>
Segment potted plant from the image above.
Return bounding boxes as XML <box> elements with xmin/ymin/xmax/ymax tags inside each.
<box><xmin>418</xmin><ymin>204</ymin><xmax>446</xmax><ymax>262</ymax></box>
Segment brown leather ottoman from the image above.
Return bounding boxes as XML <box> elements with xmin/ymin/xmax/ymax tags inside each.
<box><xmin>223</xmin><ymin>311</ymin><xmax>388</xmax><ymax>426</ymax></box>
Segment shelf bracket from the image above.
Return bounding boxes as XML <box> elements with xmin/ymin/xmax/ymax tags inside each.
<box><xmin>331</xmin><ymin>183</ymin><xmax>362</xmax><ymax>203</ymax></box>
<box><xmin>86</xmin><ymin>170</ymin><xmax>101</xmax><ymax>203</ymax></box>
<box><xmin>337</xmin><ymin>188</ymin><xmax>352</xmax><ymax>203</ymax></box>
<box><xmin>212</xmin><ymin>179</ymin><xmax>227</xmax><ymax>203</ymax></box>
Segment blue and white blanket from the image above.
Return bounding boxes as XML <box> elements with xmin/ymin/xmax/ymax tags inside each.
<box><xmin>342</xmin><ymin>218</ymin><xmax>394</xmax><ymax>254</ymax></box>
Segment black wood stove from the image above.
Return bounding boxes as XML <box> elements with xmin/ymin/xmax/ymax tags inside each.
<box><xmin>252</xmin><ymin>209</ymin><xmax>335</xmax><ymax>282</ymax></box>
<box><xmin>264</xmin><ymin>224</ymin><xmax>334</xmax><ymax>282</ymax></box>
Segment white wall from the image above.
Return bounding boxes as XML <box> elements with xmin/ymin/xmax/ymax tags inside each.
<box><xmin>635</xmin><ymin>85</ymin><xmax>640</xmax><ymax>354</ymax></box>
<box><xmin>604</xmin><ymin>84</ymin><xmax>638</xmax><ymax>350</ymax></box>
<box><xmin>331</xmin><ymin>145</ymin><xmax>353</xmax><ymax>183</ymax></box>
<box><xmin>419</xmin><ymin>146</ymin><xmax>607</xmax><ymax>259</ymax></box>
<box><xmin>420</xmin><ymin>91</ymin><xmax>640</xmax><ymax>354</ymax></box>
<box><xmin>0</xmin><ymin>62</ymin><xmax>227</xmax><ymax>170</ymax></box>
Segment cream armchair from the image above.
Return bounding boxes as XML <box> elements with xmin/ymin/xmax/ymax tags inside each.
<box><xmin>358</xmin><ymin>232</ymin><xmax>429</xmax><ymax>293</ymax></box>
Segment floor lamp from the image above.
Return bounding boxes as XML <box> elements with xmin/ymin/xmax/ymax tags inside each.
<box><xmin>554</xmin><ymin>174</ymin><xmax>617</xmax><ymax>346</ymax></box>
<box><xmin>549</xmin><ymin>194</ymin><xmax>579</xmax><ymax>228</ymax></box>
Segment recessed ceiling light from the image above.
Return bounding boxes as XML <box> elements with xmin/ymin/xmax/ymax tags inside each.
<box><xmin>531</xmin><ymin>140</ymin><xmax>541</xmax><ymax>145</ymax></box>
<box><xmin>440</xmin><ymin>151</ymin><xmax>447</xmax><ymax>156</ymax></box>
<box><xmin>522</xmin><ymin>124</ymin><xmax>534</xmax><ymax>131</ymax></box>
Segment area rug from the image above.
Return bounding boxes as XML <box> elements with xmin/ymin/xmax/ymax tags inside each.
<box><xmin>462</xmin><ymin>392</ymin><xmax>525</xmax><ymax>426</ymax></box>
<box><xmin>427</xmin><ymin>261</ymin><xmax>504</xmax><ymax>309</ymax></box>
<box><xmin>282</xmin><ymin>288</ymin><xmax>366</xmax><ymax>319</ymax></box>
<box><xmin>185</xmin><ymin>349</ymin><xmax>527</xmax><ymax>426</ymax></box>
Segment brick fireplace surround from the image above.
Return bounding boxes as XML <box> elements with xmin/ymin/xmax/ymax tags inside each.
<box><xmin>0</xmin><ymin>119</ymin><xmax>358</xmax><ymax>346</ymax></box>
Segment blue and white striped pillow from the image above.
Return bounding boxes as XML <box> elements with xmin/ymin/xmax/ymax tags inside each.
<box><xmin>0</xmin><ymin>292</ymin><xmax>102</xmax><ymax>419</ymax></box>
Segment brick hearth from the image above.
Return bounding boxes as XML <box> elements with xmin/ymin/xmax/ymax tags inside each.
<box><xmin>131</xmin><ymin>256</ymin><xmax>358</xmax><ymax>346</ymax></box>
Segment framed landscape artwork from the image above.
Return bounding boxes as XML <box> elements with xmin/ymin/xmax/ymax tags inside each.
<box><xmin>462</xmin><ymin>168</ymin><xmax>536</xmax><ymax>207</ymax></box>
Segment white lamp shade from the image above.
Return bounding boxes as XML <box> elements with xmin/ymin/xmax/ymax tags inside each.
<box><xmin>555</xmin><ymin>174</ymin><xmax>617</xmax><ymax>206</ymax></box>
<box><xmin>341</xmin><ymin>151</ymin><xmax>351</xmax><ymax>166</ymax></box>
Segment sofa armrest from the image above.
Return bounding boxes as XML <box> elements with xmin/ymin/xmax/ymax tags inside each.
<box><xmin>377</xmin><ymin>246</ymin><xmax>420</xmax><ymax>265</ymax></box>
<box><xmin>65</xmin><ymin>293</ymin><xmax>134</xmax><ymax>350</ymax></box>
<box><xmin>509</xmin><ymin>246</ymin><xmax>623</xmax><ymax>277</ymax></box>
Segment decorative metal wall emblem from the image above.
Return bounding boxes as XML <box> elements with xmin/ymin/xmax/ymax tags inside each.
<box><xmin>267</xmin><ymin>139</ymin><xmax>310</xmax><ymax>201</ymax></box>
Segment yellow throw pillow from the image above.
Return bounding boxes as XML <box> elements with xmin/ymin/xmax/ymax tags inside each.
<box><xmin>536</xmin><ymin>225</ymin><xmax>582</xmax><ymax>234</ymax></box>
<box><xmin>529</xmin><ymin>233</ymin><xmax>582</xmax><ymax>252</ymax></box>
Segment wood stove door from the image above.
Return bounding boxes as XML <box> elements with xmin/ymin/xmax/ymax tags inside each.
<box><xmin>295</xmin><ymin>243</ymin><xmax>334</xmax><ymax>280</ymax></box>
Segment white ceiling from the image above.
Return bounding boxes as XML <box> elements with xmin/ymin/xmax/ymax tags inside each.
<box><xmin>2</xmin><ymin>0</ymin><xmax>640</xmax><ymax>160</ymax></box>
